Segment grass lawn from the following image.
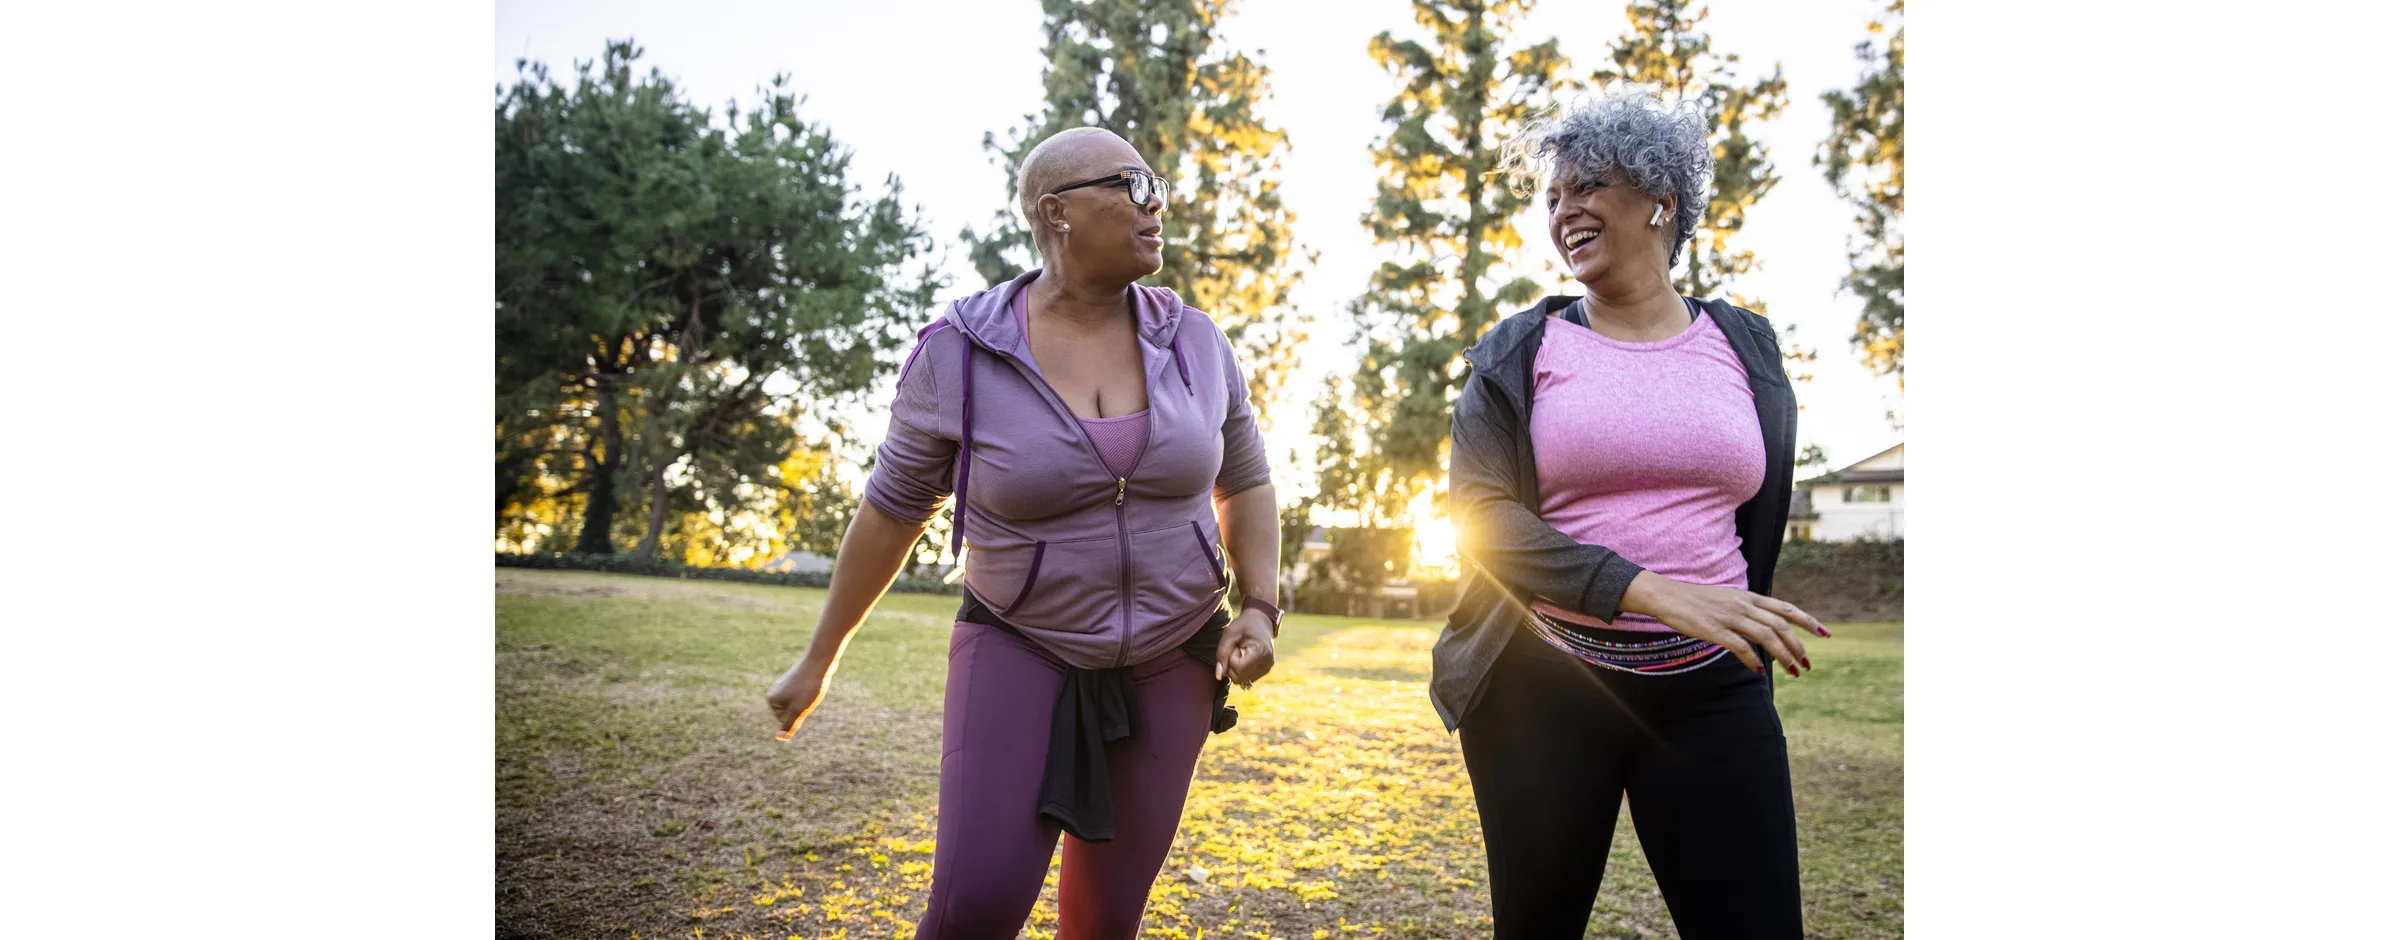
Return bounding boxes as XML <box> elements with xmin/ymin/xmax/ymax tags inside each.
<box><xmin>498</xmin><ymin>569</ymin><xmax>1902</xmax><ymax>939</ymax></box>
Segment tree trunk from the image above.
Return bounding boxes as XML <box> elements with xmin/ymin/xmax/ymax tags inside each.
<box><xmin>574</xmin><ymin>383</ymin><xmax>622</xmax><ymax>554</ymax></box>
<box><xmin>630</xmin><ymin>462</ymin><xmax>675</xmax><ymax>560</ymax></box>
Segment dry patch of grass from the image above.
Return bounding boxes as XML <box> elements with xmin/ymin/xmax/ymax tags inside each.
<box><xmin>497</xmin><ymin>571</ymin><xmax>1902</xmax><ymax>939</ymax></box>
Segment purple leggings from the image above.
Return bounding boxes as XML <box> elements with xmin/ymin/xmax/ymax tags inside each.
<box><xmin>915</xmin><ymin>621</ymin><xmax>1214</xmax><ymax>940</ymax></box>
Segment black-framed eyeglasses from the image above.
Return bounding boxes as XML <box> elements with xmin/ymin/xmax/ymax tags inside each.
<box><xmin>1048</xmin><ymin>170</ymin><xmax>1167</xmax><ymax>208</ymax></box>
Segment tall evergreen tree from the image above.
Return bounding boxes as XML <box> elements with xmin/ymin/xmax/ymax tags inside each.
<box><xmin>1819</xmin><ymin>0</ymin><xmax>1904</xmax><ymax>385</ymax></box>
<box><xmin>1314</xmin><ymin>0</ymin><xmax>1570</xmax><ymax>530</ymax></box>
<box><xmin>1591</xmin><ymin>0</ymin><xmax>1789</xmax><ymax>313</ymax></box>
<box><xmin>962</xmin><ymin>0</ymin><xmax>1312</xmax><ymax>419</ymax></box>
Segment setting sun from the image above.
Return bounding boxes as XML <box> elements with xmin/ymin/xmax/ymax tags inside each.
<box><xmin>1409</xmin><ymin>490</ymin><xmax>1458</xmax><ymax>576</ymax></box>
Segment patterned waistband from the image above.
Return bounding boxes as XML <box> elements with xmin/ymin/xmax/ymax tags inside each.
<box><xmin>1524</xmin><ymin>608</ymin><xmax>1730</xmax><ymax>676</ymax></box>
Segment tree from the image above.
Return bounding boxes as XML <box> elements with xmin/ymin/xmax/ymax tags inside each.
<box><xmin>497</xmin><ymin>45</ymin><xmax>708</xmax><ymax>553</ymax></box>
<box><xmin>495</xmin><ymin>40</ymin><xmax>940</xmax><ymax>560</ymax></box>
<box><xmin>1819</xmin><ymin>0</ymin><xmax>1904</xmax><ymax>386</ymax></box>
<box><xmin>1314</xmin><ymin>0</ymin><xmax>1570</xmax><ymax>530</ymax></box>
<box><xmin>1592</xmin><ymin>0</ymin><xmax>1789</xmax><ymax>308</ymax></box>
<box><xmin>1590</xmin><ymin>0</ymin><xmax>1807</xmax><ymax>380</ymax></box>
<box><xmin>614</xmin><ymin>86</ymin><xmax>938</xmax><ymax>561</ymax></box>
<box><xmin>962</xmin><ymin>0</ymin><xmax>1313</xmax><ymax>420</ymax></box>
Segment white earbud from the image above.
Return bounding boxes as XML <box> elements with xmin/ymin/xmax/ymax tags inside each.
<box><xmin>1649</xmin><ymin>204</ymin><xmax>1667</xmax><ymax>226</ymax></box>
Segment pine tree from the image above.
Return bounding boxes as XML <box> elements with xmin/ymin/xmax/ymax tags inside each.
<box><xmin>1591</xmin><ymin>0</ymin><xmax>1789</xmax><ymax>310</ymax></box>
<box><xmin>1586</xmin><ymin>0</ymin><xmax>1813</xmax><ymax>383</ymax></box>
<box><xmin>1819</xmin><ymin>0</ymin><xmax>1904</xmax><ymax>385</ymax></box>
<box><xmin>1315</xmin><ymin>0</ymin><xmax>1570</xmax><ymax>532</ymax></box>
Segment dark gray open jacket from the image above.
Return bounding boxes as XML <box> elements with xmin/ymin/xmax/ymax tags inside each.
<box><xmin>1431</xmin><ymin>295</ymin><xmax>1799</xmax><ymax>732</ymax></box>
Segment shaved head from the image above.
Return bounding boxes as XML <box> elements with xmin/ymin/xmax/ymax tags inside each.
<box><xmin>1016</xmin><ymin>127</ymin><xmax>1142</xmax><ymax>231</ymax></box>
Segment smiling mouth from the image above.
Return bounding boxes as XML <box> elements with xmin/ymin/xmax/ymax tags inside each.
<box><xmin>1563</xmin><ymin>227</ymin><xmax>1601</xmax><ymax>253</ymax></box>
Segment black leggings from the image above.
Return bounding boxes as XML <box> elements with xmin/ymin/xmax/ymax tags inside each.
<box><xmin>1459</xmin><ymin>625</ymin><xmax>1803</xmax><ymax>939</ymax></box>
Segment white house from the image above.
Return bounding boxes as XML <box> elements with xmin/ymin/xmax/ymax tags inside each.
<box><xmin>1786</xmin><ymin>442</ymin><xmax>1903</xmax><ymax>542</ymax></box>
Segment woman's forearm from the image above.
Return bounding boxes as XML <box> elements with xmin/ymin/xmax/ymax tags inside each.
<box><xmin>1215</xmin><ymin>483</ymin><xmax>1280</xmax><ymax>605</ymax></box>
<box><xmin>800</xmin><ymin>504</ymin><xmax>930</xmax><ymax>666</ymax></box>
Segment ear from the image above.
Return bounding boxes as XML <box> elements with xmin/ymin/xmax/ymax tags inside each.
<box><xmin>1038</xmin><ymin>192</ymin><xmax>1071</xmax><ymax>233</ymax></box>
<box><xmin>1656</xmin><ymin>194</ymin><xmax>1678</xmax><ymax>222</ymax></box>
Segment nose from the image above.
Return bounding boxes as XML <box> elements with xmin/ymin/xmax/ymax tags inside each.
<box><xmin>1552</xmin><ymin>198</ymin><xmax>1589</xmax><ymax>230</ymax></box>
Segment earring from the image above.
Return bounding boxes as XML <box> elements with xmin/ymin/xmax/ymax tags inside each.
<box><xmin>1649</xmin><ymin>204</ymin><xmax>1666</xmax><ymax>226</ymax></box>
<box><xmin>1062</xmin><ymin>224</ymin><xmax>1072</xmax><ymax>233</ymax></box>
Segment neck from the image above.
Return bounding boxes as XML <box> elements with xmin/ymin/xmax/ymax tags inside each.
<box><xmin>1030</xmin><ymin>265</ymin><xmax>1130</xmax><ymax>328</ymax></box>
<box><xmin>1579</xmin><ymin>267</ymin><xmax>1687</xmax><ymax>334</ymax></box>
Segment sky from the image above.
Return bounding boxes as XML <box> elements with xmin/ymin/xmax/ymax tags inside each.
<box><xmin>495</xmin><ymin>0</ymin><xmax>1906</xmax><ymax>504</ymax></box>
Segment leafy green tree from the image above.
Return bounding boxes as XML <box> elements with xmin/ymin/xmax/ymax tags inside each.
<box><xmin>495</xmin><ymin>41</ymin><xmax>939</xmax><ymax>560</ymax></box>
<box><xmin>1819</xmin><ymin>0</ymin><xmax>1904</xmax><ymax>385</ymax></box>
<box><xmin>962</xmin><ymin>0</ymin><xmax>1312</xmax><ymax>418</ymax></box>
<box><xmin>614</xmin><ymin>90</ymin><xmax>938</xmax><ymax>560</ymax></box>
<box><xmin>497</xmin><ymin>45</ymin><xmax>708</xmax><ymax>552</ymax></box>
<box><xmin>1315</xmin><ymin>0</ymin><xmax>1570</xmax><ymax>529</ymax></box>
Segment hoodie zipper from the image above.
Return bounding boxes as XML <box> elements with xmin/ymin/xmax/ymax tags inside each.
<box><xmin>957</xmin><ymin>315</ymin><xmax>1151</xmax><ymax>668</ymax></box>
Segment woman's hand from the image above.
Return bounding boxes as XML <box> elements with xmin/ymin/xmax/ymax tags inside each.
<box><xmin>1621</xmin><ymin>571</ymin><xmax>1829</xmax><ymax>677</ymax></box>
<box><xmin>1216</xmin><ymin>610</ymin><xmax>1277</xmax><ymax>689</ymax></box>
<box><xmin>766</xmin><ymin>656</ymin><xmax>837</xmax><ymax>740</ymax></box>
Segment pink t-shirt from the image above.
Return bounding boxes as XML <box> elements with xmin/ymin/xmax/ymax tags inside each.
<box><xmin>1528</xmin><ymin>312</ymin><xmax>1763</xmax><ymax>632</ymax></box>
<box><xmin>1014</xmin><ymin>290</ymin><xmax>1149</xmax><ymax>479</ymax></box>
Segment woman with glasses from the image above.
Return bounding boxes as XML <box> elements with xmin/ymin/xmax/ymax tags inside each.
<box><xmin>1436</xmin><ymin>87</ymin><xmax>1826</xmax><ymax>938</ymax></box>
<box><xmin>766</xmin><ymin>126</ymin><xmax>1282</xmax><ymax>940</ymax></box>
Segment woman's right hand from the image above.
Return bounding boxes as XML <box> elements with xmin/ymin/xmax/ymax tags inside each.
<box><xmin>766</xmin><ymin>656</ymin><xmax>835</xmax><ymax>741</ymax></box>
<box><xmin>1621</xmin><ymin>571</ymin><xmax>1829</xmax><ymax>677</ymax></box>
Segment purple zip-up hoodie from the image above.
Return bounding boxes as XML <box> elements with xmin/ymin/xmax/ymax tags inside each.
<box><xmin>863</xmin><ymin>270</ymin><xmax>1273</xmax><ymax>670</ymax></box>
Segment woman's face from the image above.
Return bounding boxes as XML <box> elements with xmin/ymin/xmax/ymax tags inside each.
<box><xmin>1046</xmin><ymin>140</ymin><xmax>1167</xmax><ymax>283</ymax></box>
<box><xmin>1545</xmin><ymin>167</ymin><xmax>1672</xmax><ymax>288</ymax></box>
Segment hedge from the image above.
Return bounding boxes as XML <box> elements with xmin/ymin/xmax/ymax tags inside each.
<box><xmin>495</xmin><ymin>552</ymin><xmax>963</xmax><ymax>597</ymax></box>
<box><xmin>1768</xmin><ymin>538</ymin><xmax>1904</xmax><ymax>623</ymax></box>
<box><xmin>500</xmin><ymin>538</ymin><xmax>1900</xmax><ymax>623</ymax></box>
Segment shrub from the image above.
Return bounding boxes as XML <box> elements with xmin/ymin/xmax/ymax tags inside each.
<box><xmin>1770</xmin><ymin>538</ymin><xmax>1904</xmax><ymax>622</ymax></box>
<box><xmin>494</xmin><ymin>552</ymin><xmax>962</xmax><ymax>596</ymax></box>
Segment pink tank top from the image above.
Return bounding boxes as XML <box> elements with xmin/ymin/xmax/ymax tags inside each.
<box><xmin>1015</xmin><ymin>291</ymin><xmax>1149</xmax><ymax>479</ymax></box>
<box><xmin>1528</xmin><ymin>312</ymin><xmax>1763</xmax><ymax>632</ymax></box>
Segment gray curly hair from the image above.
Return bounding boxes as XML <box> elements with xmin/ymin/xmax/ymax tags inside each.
<box><xmin>1497</xmin><ymin>84</ymin><xmax>1714</xmax><ymax>270</ymax></box>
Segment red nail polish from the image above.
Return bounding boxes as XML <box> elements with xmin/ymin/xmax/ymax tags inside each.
<box><xmin>1754</xmin><ymin>665</ymin><xmax>1766</xmax><ymax>677</ymax></box>
<box><xmin>1802</xmin><ymin>656</ymin><xmax>1812</xmax><ymax>670</ymax></box>
<box><xmin>1786</xmin><ymin>663</ymin><xmax>1800</xmax><ymax>677</ymax></box>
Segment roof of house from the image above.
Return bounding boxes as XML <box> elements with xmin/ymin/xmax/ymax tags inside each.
<box><xmin>1798</xmin><ymin>442</ymin><xmax>1904</xmax><ymax>489</ymax></box>
<box><xmin>1817</xmin><ymin>468</ymin><xmax>1903</xmax><ymax>485</ymax></box>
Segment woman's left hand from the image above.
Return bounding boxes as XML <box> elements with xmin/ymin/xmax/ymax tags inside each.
<box><xmin>1217</xmin><ymin>610</ymin><xmax>1277</xmax><ymax>689</ymax></box>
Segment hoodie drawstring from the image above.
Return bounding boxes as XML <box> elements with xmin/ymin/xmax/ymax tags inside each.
<box><xmin>952</xmin><ymin>333</ymin><xmax>975</xmax><ymax>558</ymax></box>
<box><xmin>1169</xmin><ymin>334</ymin><xmax>1192</xmax><ymax>394</ymax></box>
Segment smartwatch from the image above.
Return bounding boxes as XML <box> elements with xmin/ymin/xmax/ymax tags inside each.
<box><xmin>1241</xmin><ymin>596</ymin><xmax>1283</xmax><ymax>638</ymax></box>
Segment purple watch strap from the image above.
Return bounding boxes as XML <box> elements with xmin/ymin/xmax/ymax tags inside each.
<box><xmin>1241</xmin><ymin>597</ymin><xmax>1282</xmax><ymax>637</ymax></box>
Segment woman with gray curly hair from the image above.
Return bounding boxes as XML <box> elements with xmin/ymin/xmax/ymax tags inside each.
<box><xmin>1434</xmin><ymin>86</ymin><xmax>1824</xmax><ymax>938</ymax></box>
